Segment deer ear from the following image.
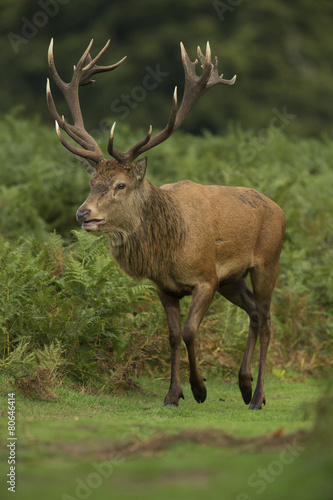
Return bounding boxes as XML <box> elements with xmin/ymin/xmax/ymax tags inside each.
<box><xmin>75</xmin><ymin>155</ymin><xmax>96</xmax><ymax>175</ymax></box>
<box><xmin>133</xmin><ymin>157</ymin><xmax>147</xmax><ymax>181</ymax></box>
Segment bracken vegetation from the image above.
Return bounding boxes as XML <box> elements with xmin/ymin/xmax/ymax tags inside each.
<box><xmin>0</xmin><ymin>112</ymin><xmax>332</xmax><ymax>397</ymax></box>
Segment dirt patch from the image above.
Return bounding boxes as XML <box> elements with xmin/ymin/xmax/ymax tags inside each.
<box><xmin>109</xmin><ymin>428</ymin><xmax>308</xmax><ymax>458</ymax></box>
<box><xmin>35</xmin><ymin>427</ymin><xmax>309</xmax><ymax>460</ymax></box>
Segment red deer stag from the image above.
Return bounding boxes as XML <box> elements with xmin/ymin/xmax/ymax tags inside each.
<box><xmin>47</xmin><ymin>39</ymin><xmax>285</xmax><ymax>409</ymax></box>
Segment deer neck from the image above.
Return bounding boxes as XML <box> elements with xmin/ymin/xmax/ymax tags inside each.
<box><xmin>108</xmin><ymin>181</ymin><xmax>186</xmax><ymax>280</ymax></box>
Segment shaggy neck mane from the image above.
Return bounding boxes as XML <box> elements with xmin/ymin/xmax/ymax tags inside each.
<box><xmin>109</xmin><ymin>182</ymin><xmax>186</xmax><ymax>280</ymax></box>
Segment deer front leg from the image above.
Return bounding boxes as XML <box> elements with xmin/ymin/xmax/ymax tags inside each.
<box><xmin>183</xmin><ymin>282</ymin><xmax>216</xmax><ymax>403</ymax></box>
<box><xmin>157</xmin><ymin>290</ymin><xmax>184</xmax><ymax>406</ymax></box>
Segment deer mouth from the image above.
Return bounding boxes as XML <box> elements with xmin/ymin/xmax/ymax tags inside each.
<box><xmin>82</xmin><ymin>219</ymin><xmax>106</xmax><ymax>230</ymax></box>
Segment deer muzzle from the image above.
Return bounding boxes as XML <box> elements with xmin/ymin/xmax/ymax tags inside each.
<box><xmin>76</xmin><ymin>209</ymin><xmax>91</xmax><ymax>222</ymax></box>
<box><xmin>76</xmin><ymin>208</ymin><xmax>105</xmax><ymax>231</ymax></box>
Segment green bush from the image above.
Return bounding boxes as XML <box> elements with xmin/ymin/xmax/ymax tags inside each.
<box><xmin>0</xmin><ymin>111</ymin><xmax>90</xmax><ymax>241</ymax></box>
<box><xmin>0</xmin><ymin>231</ymin><xmax>161</xmax><ymax>390</ymax></box>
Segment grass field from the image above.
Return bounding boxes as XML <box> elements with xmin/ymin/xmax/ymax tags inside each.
<box><xmin>1</xmin><ymin>373</ymin><xmax>332</xmax><ymax>500</ymax></box>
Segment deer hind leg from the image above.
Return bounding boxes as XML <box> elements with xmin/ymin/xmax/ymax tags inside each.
<box><xmin>218</xmin><ymin>279</ymin><xmax>259</xmax><ymax>405</ymax></box>
<box><xmin>157</xmin><ymin>290</ymin><xmax>184</xmax><ymax>406</ymax></box>
<box><xmin>248</xmin><ymin>260</ymin><xmax>280</xmax><ymax>410</ymax></box>
<box><xmin>182</xmin><ymin>282</ymin><xmax>217</xmax><ymax>403</ymax></box>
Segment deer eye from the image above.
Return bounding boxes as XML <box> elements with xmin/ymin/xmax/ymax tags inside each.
<box><xmin>117</xmin><ymin>183</ymin><xmax>126</xmax><ymax>190</ymax></box>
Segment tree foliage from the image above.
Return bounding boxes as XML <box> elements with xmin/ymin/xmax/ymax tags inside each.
<box><xmin>1</xmin><ymin>0</ymin><xmax>333</xmax><ymax>138</ymax></box>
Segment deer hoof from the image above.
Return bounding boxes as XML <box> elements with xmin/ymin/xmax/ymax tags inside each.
<box><xmin>249</xmin><ymin>403</ymin><xmax>262</xmax><ymax>410</ymax></box>
<box><xmin>163</xmin><ymin>391</ymin><xmax>184</xmax><ymax>407</ymax></box>
<box><xmin>192</xmin><ymin>386</ymin><xmax>207</xmax><ymax>404</ymax></box>
<box><xmin>249</xmin><ymin>397</ymin><xmax>266</xmax><ymax>410</ymax></box>
<box><xmin>242</xmin><ymin>390</ymin><xmax>253</xmax><ymax>405</ymax></box>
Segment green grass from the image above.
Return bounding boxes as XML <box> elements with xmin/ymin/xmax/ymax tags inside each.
<box><xmin>1</xmin><ymin>374</ymin><xmax>332</xmax><ymax>500</ymax></box>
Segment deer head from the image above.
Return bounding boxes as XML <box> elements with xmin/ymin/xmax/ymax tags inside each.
<box><xmin>73</xmin><ymin>157</ymin><xmax>149</xmax><ymax>235</ymax></box>
<box><xmin>47</xmin><ymin>39</ymin><xmax>236</xmax><ymax>233</ymax></box>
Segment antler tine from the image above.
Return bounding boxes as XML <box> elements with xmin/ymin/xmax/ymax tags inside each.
<box><xmin>126</xmin><ymin>86</ymin><xmax>178</xmax><ymax>161</ymax></box>
<box><xmin>197</xmin><ymin>41</ymin><xmax>212</xmax><ymax>78</ymax></box>
<box><xmin>48</xmin><ymin>38</ymin><xmax>67</xmax><ymax>91</ymax></box>
<box><xmin>55</xmin><ymin>121</ymin><xmax>103</xmax><ymax>162</ymax></box>
<box><xmin>136</xmin><ymin>86</ymin><xmax>178</xmax><ymax>153</ymax></box>
<box><xmin>197</xmin><ymin>42</ymin><xmax>236</xmax><ymax>88</ymax></box>
<box><xmin>174</xmin><ymin>41</ymin><xmax>213</xmax><ymax>130</ymax></box>
<box><xmin>126</xmin><ymin>124</ymin><xmax>153</xmax><ymax>158</ymax></box>
<box><xmin>107</xmin><ymin>122</ymin><xmax>125</xmax><ymax>164</ymax></box>
<box><xmin>107</xmin><ymin>122</ymin><xmax>154</xmax><ymax>165</ymax></box>
<box><xmin>75</xmin><ymin>39</ymin><xmax>94</xmax><ymax>73</ymax></box>
<box><xmin>46</xmin><ymin>78</ymin><xmax>90</xmax><ymax>148</ymax></box>
<box><xmin>80</xmin><ymin>40</ymin><xmax>127</xmax><ymax>86</ymax></box>
<box><xmin>209</xmin><ymin>58</ymin><xmax>237</xmax><ymax>87</ymax></box>
<box><xmin>196</xmin><ymin>41</ymin><xmax>211</xmax><ymax>69</ymax></box>
<box><xmin>46</xmin><ymin>77</ymin><xmax>62</xmax><ymax>124</ymax></box>
<box><xmin>85</xmin><ymin>39</ymin><xmax>110</xmax><ymax>70</ymax></box>
<box><xmin>107</xmin><ymin>86</ymin><xmax>178</xmax><ymax>164</ymax></box>
<box><xmin>47</xmin><ymin>39</ymin><xmax>126</xmax><ymax>165</ymax></box>
<box><xmin>180</xmin><ymin>42</ymin><xmax>199</xmax><ymax>81</ymax></box>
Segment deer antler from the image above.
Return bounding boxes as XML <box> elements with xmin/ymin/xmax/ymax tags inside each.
<box><xmin>46</xmin><ymin>39</ymin><xmax>126</xmax><ymax>165</ymax></box>
<box><xmin>47</xmin><ymin>40</ymin><xmax>235</xmax><ymax>168</ymax></box>
<box><xmin>108</xmin><ymin>41</ymin><xmax>236</xmax><ymax>165</ymax></box>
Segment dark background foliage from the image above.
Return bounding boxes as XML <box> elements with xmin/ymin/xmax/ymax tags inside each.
<box><xmin>1</xmin><ymin>0</ymin><xmax>333</xmax><ymax>138</ymax></box>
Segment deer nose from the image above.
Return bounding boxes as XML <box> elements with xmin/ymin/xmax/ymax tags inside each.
<box><xmin>76</xmin><ymin>209</ymin><xmax>91</xmax><ymax>222</ymax></box>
